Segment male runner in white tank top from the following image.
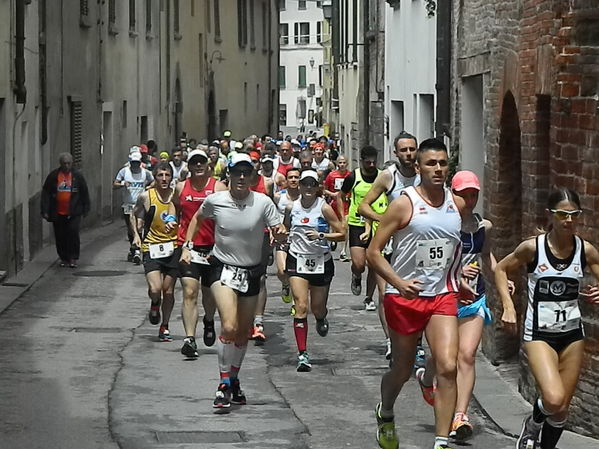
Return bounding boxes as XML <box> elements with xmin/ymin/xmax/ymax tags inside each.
<box><xmin>367</xmin><ymin>138</ymin><xmax>468</xmax><ymax>449</ymax></box>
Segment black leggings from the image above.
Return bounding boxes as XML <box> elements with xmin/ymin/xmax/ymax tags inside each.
<box><xmin>53</xmin><ymin>215</ymin><xmax>82</xmax><ymax>261</ymax></box>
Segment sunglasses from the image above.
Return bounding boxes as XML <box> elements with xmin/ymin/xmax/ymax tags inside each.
<box><xmin>230</xmin><ymin>168</ymin><xmax>254</xmax><ymax>177</ymax></box>
<box><xmin>550</xmin><ymin>209</ymin><xmax>582</xmax><ymax>220</ymax></box>
<box><xmin>300</xmin><ymin>181</ymin><xmax>319</xmax><ymax>188</ymax></box>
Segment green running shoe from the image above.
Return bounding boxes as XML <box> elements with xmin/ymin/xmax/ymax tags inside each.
<box><xmin>281</xmin><ymin>284</ymin><xmax>292</xmax><ymax>303</ymax></box>
<box><xmin>375</xmin><ymin>403</ymin><xmax>398</xmax><ymax>449</ymax></box>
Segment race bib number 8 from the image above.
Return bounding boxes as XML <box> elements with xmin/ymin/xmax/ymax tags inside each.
<box><xmin>415</xmin><ymin>239</ymin><xmax>452</xmax><ymax>269</ymax></box>
<box><xmin>220</xmin><ymin>265</ymin><xmax>249</xmax><ymax>293</ymax></box>
<box><xmin>149</xmin><ymin>242</ymin><xmax>174</xmax><ymax>259</ymax></box>
<box><xmin>296</xmin><ymin>254</ymin><xmax>325</xmax><ymax>274</ymax></box>
<box><xmin>537</xmin><ymin>300</ymin><xmax>581</xmax><ymax>332</ymax></box>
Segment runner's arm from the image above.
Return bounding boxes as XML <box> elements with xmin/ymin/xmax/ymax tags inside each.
<box><xmin>320</xmin><ymin>203</ymin><xmax>346</xmax><ymax>242</ymax></box>
<box><xmin>113</xmin><ymin>169</ymin><xmax>126</xmax><ymax>189</ymax></box>
<box><xmin>132</xmin><ymin>192</ymin><xmax>149</xmax><ymax>248</ymax></box>
<box><xmin>357</xmin><ymin>170</ymin><xmax>391</xmax><ymax>222</ymax></box>
<box><xmin>582</xmin><ymin>241</ymin><xmax>599</xmax><ymax>304</ymax></box>
<box><xmin>366</xmin><ymin>196</ymin><xmax>421</xmax><ymax>298</ymax></box>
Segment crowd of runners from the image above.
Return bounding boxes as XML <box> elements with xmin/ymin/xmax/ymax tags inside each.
<box><xmin>106</xmin><ymin>130</ymin><xmax>599</xmax><ymax>449</ymax></box>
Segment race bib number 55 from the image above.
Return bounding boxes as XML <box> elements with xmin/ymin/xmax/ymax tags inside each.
<box><xmin>415</xmin><ymin>239</ymin><xmax>452</xmax><ymax>269</ymax></box>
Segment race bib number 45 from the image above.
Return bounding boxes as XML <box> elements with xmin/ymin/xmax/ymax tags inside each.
<box><xmin>415</xmin><ymin>239</ymin><xmax>452</xmax><ymax>269</ymax></box>
<box><xmin>220</xmin><ymin>265</ymin><xmax>249</xmax><ymax>293</ymax></box>
<box><xmin>149</xmin><ymin>242</ymin><xmax>174</xmax><ymax>259</ymax></box>
<box><xmin>296</xmin><ymin>254</ymin><xmax>325</xmax><ymax>274</ymax></box>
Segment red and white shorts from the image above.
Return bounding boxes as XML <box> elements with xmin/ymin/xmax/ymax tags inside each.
<box><xmin>384</xmin><ymin>292</ymin><xmax>459</xmax><ymax>335</ymax></box>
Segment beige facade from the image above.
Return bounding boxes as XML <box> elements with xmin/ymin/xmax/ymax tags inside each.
<box><xmin>0</xmin><ymin>0</ymin><xmax>279</xmax><ymax>278</ymax></box>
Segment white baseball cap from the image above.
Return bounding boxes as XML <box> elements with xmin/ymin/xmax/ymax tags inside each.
<box><xmin>129</xmin><ymin>151</ymin><xmax>143</xmax><ymax>162</ymax></box>
<box><xmin>299</xmin><ymin>170</ymin><xmax>319</xmax><ymax>182</ymax></box>
<box><xmin>228</xmin><ymin>153</ymin><xmax>253</xmax><ymax>168</ymax></box>
<box><xmin>129</xmin><ymin>145</ymin><xmax>141</xmax><ymax>154</ymax></box>
<box><xmin>187</xmin><ymin>149</ymin><xmax>208</xmax><ymax>162</ymax></box>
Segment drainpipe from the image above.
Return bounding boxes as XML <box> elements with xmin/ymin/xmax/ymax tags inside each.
<box><xmin>435</xmin><ymin>0</ymin><xmax>451</xmax><ymax>139</ymax></box>
<box><xmin>362</xmin><ymin>0</ymin><xmax>370</xmax><ymax>150</ymax></box>
<box><xmin>14</xmin><ymin>0</ymin><xmax>27</xmax><ymax>104</ymax></box>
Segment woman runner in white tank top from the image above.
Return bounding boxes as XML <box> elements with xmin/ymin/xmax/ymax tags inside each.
<box><xmin>283</xmin><ymin>170</ymin><xmax>345</xmax><ymax>373</ymax></box>
<box><xmin>495</xmin><ymin>188</ymin><xmax>599</xmax><ymax>449</ymax></box>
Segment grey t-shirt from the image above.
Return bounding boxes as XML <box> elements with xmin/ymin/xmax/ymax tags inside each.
<box><xmin>201</xmin><ymin>191</ymin><xmax>281</xmax><ymax>267</ymax></box>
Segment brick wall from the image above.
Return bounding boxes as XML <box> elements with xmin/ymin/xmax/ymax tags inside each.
<box><xmin>453</xmin><ymin>0</ymin><xmax>599</xmax><ymax>437</ymax></box>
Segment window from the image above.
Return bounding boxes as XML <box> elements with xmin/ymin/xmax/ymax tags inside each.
<box><xmin>122</xmin><ymin>100</ymin><xmax>128</xmax><ymax>128</ymax></box>
<box><xmin>174</xmin><ymin>0</ymin><xmax>181</xmax><ymax>38</ymax></box>
<box><xmin>69</xmin><ymin>99</ymin><xmax>83</xmax><ymax>167</ymax></box>
<box><xmin>279</xmin><ymin>104</ymin><xmax>287</xmax><ymax>126</ymax></box>
<box><xmin>279</xmin><ymin>0</ymin><xmax>285</xmax><ymax>11</ymax></box>
<box><xmin>146</xmin><ymin>0</ymin><xmax>152</xmax><ymax>33</ymax></box>
<box><xmin>297</xmin><ymin>98</ymin><xmax>306</xmax><ymax>119</ymax></box>
<box><xmin>214</xmin><ymin>0</ymin><xmax>221</xmax><ymax>41</ymax></box>
<box><xmin>317</xmin><ymin>1</ymin><xmax>322</xmax><ymax>7</ymax></box>
<box><xmin>298</xmin><ymin>0</ymin><xmax>306</xmax><ymax>9</ymax></box>
<box><xmin>298</xmin><ymin>65</ymin><xmax>306</xmax><ymax>88</ymax></box>
<box><xmin>280</xmin><ymin>23</ymin><xmax>289</xmax><ymax>45</ymax></box>
<box><xmin>244</xmin><ymin>82</ymin><xmax>248</xmax><ymax>112</ymax></box>
<box><xmin>249</xmin><ymin>0</ymin><xmax>255</xmax><ymax>49</ymax></box>
<box><xmin>129</xmin><ymin>0</ymin><xmax>136</xmax><ymax>32</ymax></box>
<box><xmin>294</xmin><ymin>22</ymin><xmax>309</xmax><ymax>45</ymax></box>
<box><xmin>109</xmin><ymin>0</ymin><xmax>117</xmax><ymax>33</ymax></box>
<box><xmin>279</xmin><ymin>66</ymin><xmax>286</xmax><ymax>88</ymax></box>
<box><xmin>191</xmin><ymin>0</ymin><xmax>195</xmax><ymax>16</ymax></box>
<box><xmin>317</xmin><ymin>21</ymin><xmax>322</xmax><ymax>43</ymax></box>
<box><xmin>205</xmin><ymin>0</ymin><xmax>211</xmax><ymax>32</ymax></box>
<box><xmin>308</xmin><ymin>109</ymin><xmax>314</xmax><ymax>124</ymax></box>
<box><xmin>199</xmin><ymin>34</ymin><xmax>204</xmax><ymax>87</ymax></box>
<box><xmin>262</xmin><ymin>2</ymin><xmax>267</xmax><ymax>51</ymax></box>
<box><xmin>237</xmin><ymin>0</ymin><xmax>248</xmax><ymax>48</ymax></box>
<box><xmin>319</xmin><ymin>65</ymin><xmax>323</xmax><ymax>86</ymax></box>
<box><xmin>80</xmin><ymin>0</ymin><xmax>91</xmax><ymax>27</ymax></box>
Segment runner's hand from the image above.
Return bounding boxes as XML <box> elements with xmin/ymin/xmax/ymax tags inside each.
<box><xmin>165</xmin><ymin>221</ymin><xmax>177</xmax><ymax>233</ymax></box>
<box><xmin>462</xmin><ymin>264</ymin><xmax>480</xmax><ymax>279</ymax></box>
<box><xmin>133</xmin><ymin>236</ymin><xmax>142</xmax><ymax>250</ymax></box>
<box><xmin>580</xmin><ymin>285</ymin><xmax>599</xmax><ymax>305</ymax></box>
<box><xmin>305</xmin><ymin>230</ymin><xmax>319</xmax><ymax>241</ymax></box>
<box><xmin>359</xmin><ymin>231</ymin><xmax>369</xmax><ymax>243</ymax></box>
<box><xmin>458</xmin><ymin>279</ymin><xmax>476</xmax><ymax>305</ymax></box>
<box><xmin>397</xmin><ymin>279</ymin><xmax>423</xmax><ymax>299</ymax></box>
<box><xmin>500</xmin><ymin>307</ymin><xmax>518</xmax><ymax>335</ymax></box>
<box><xmin>271</xmin><ymin>224</ymin><xmax>287</xmax><ymax>242</ymax></box>
<box><xmin>180</xmin><ymin>248</ymin><xmax>191</xmax><ymax>265</ymax></box>
<box><xmin>507</xmin><ymin>279</ymin><xmax>515</xmax><ymax>295</ymax></box>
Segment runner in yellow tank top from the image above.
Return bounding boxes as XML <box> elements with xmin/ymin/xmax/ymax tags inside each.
<box><xmin>133</xmin><ymin>162</ymin><xmax>180</xmax><ymax>342</ymax></box>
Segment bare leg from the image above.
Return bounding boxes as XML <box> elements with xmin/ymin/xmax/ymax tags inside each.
<box><xmin>181</xmin><ymin>277</ymin><xmax>200</xmax><ymax>337</ymax></box>
<box><xmin>455</xmin><ymin>315</ymin><xmax>484</xmax><ymax>414</ymax></box>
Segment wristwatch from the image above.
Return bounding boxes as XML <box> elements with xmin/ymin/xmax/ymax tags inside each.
<box><xmin>183</xmin><ymin>241</ymin><xmax>194</xmax><ymax>250</ymax></box>
<box><xmin>318</xmin><ymin>232</ymin><xmax>326</xmax><ymax>240</ymax></box>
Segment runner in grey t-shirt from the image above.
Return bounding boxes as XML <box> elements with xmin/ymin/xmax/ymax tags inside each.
<box><xmin>180</xmin><ymin>153</ymin><xmax>285</xmax><ymax>412</ymax></box>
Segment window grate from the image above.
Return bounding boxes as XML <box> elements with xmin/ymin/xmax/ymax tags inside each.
<box><xmin>69</xmin><ymin>100</ymin><xmax>83</xmax><ymax>168</ymax></box>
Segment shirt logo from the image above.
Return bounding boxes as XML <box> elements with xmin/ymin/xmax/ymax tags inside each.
<box><xmin>446</xmin><ymin>204</ymin><xmax>457</xmax><ymax>213</ymax></box>
<box><xmin>539</xmin><ymin>264</ymin><xmax>549</xmax><ymax>273</ymax></box>
<box><xmin>185</xmin><ymin>195</ymin><xmax>203</xmax><ymax>202</ymax></box>
<box><xmin>301</xmin><ymin>217</ymin><xmax>310</xmax><ymax>224</ymax></box>
<box><xmin>418</xmin><ymin>206</ymin><xmax>427</xmax><ymax>215</ymax></box>
<box><xmin>550</xmin><ymin>280</ymin><xmax>566</xmax><ymax>296</ymax></box>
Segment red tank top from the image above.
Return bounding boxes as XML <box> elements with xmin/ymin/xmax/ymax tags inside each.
<box><xmin>277</xmin><ymin>159</ymin><xmax>295</xmax><ymax>176</ymax></box>
<box><xmin>177</xmin><ymin>177</ymin><xmax>216</xmax><ymax>246</ymax></box>
<box><xmin>251</xmin><ymin>175</ymin><xmax>267</xmax><ymax>194</ymax></box>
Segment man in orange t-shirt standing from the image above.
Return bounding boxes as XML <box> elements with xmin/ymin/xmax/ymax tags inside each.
<box><xmin>41</xmin><ymin>153</ymin><xmax>90</xmax><ymax>268</ymax></box>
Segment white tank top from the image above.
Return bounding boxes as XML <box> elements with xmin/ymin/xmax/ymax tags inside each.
<box><xmin>312</xmin><ymin>158</ymin><xmax>330</xmax><ymax>172</ymax></box>
<box><xmin>524</xmin><ymin>234</ymin><xmax>584</xmax><ymax>341</ymax></box>
<box><xmin>288</xmin><ymin>197</ymin><xmax>331</xmax><ymax>259</ymax></box>
<box><xmin>386</xmin><ymin>186</ymin><xmax>462</xmax><ymax>297</ymax></box>
<box><xmin>277</xmin><ymin>190</ymin><xmax>297</xmax><ymax>215</ymax></box>
<box><xmin>386</xmin><ymin>164</ymin><xmax>419</xmax><ymax>202</ymax></box>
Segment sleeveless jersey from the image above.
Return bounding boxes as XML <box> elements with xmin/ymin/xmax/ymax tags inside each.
<box><xmin>277</xmin><ymin>190</ymin><xmax>298</xmax><ymax>215</ymax></box>
<box><xmin>288</xmin><ymin>197</ymin><xmax>331</xmax><ymax>259</ymax></box>
<box><xmin>275</xmin><ymin>157</ymin><xmax>298</xmax><ymax>176</ymax></box>
<box><xmin>212</xmin><ymin>159</ymin><xmax>225</xmax><ymax>180</ymax></box>
<box><xmin>460</xmin><ymin>213</ymin><xmax>486</xmax><ymax>297</ymax></box>
<box><xmin>386</xmin><ymin>186</ymin><xmax>462</xmax><ymax>297</ymax></box>
<box><xmin>177</xmin><ymin>177</ymin><xmax>216</xmax><ymax>246</ymax></box>
<box><xmin>170</xmin><ymin>161</ymin><xmax>187</xmax><ymax>181</ymax></box>
<box><xmin>250</xmin><ymin>175</ymin><xmax>268</xmax><ymax>195</ymax></box>
<box><xmin>348</xmin><ymin>169</ymin><xmax>387</xmax><ymax>227</ymax></box>
<box><xmin>386</xmin><ymin>164</ymin><xmax>419</xmax><ymax>202</ymax></box>
<box><xmin>312</xmin><ymin>158</ymin><xmax>330</xmax><ymax>172</ymax></box>
<box><xmin>142</xmin><ymin>189</ymin><xmax>178</xmax><ymax>252</ymax></box>
<box><xmin>524</xmin><ymin>234</ymin><xmax>585</xmax><ymax>341</ymax></box>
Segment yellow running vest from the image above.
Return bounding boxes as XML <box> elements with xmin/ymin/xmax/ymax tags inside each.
<box><xmin>347</xmin><ymin>169</ymin><xmax>387</xmax><ymax>227</ymax></box>
<box><xmin>142</xmin><ymin>189</ymin><xmax>178</xmax><ymax>252</ymax></box>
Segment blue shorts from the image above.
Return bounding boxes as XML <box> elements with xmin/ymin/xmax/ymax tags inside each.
<box><xmin>457</xmin><ymin>294</ymin><xmax>492</xmax><ymax>325</ymax></box>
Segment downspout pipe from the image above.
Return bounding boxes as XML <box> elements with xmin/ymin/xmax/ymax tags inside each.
<box><xmin>14</xmin><ymin>0</ymin><xmax>27</xmax><ymax>104</ymax></box>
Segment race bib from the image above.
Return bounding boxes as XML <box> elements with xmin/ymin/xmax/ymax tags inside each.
<box><xmin>334</xmin><ymin>177</ymin><xmax>345</xmax><ymax>191</ymax></box>
<box><xmin>149</xmin><ymin>241</ymin><xmax>174</xmax><ymax>259</ymax></box>
<box><xmin>190</xmin><ymin>249</ymin><xmax>210</xmax><ymax>265</ymax></box>
<box><xmin>220</xmin><ymin>265</ymin><xmax>249</xmax><ymax>293</ymax></box>
<box><xmin>537</xmin><ymin>300</ymin><xmax>581</xmax><ymax>333</ymax></box>
<box><xmin>296</xmin><ymin>253</ymin><xmax>325</xmax><ymax>274</ymax></box>
<box><xmin>415</xmin><ymin>239</ymin><xmax>452</xmax><ymax>269</ymax></box>
<box><xmin>122</xmin><ymin>204</ymin><xmax>134</xmax><ymax>215</ymax></box>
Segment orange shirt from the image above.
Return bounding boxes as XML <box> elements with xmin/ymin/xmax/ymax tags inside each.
<box><xmin>56</xmin><ymin>171</ymin><xmax>73</xmax><ymax>216</ymax></box>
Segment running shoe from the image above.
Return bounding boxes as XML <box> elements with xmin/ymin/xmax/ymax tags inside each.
<box><xmin>316</xmin><ymin>317</ymin><xmax>329</xmax><ymax>337</ymax></box>
<box><xmin>297</xmin><ymin>351</ymin><xmax>312</xmax><ymax>372</ymax></box>
<box><xmin>132</xmin><ymin>249</ymin><xmax>141</xmax><ymax>265</ymax></box>
<box><xmin>331</xmin><ymin>241</ymin><xmax>338</xmax><ymax>251</ymax></box>
<box><xmin>149</xmin><ymin>304</ymin><xmax>161</xmax><ymax>325</ymax></box>
<box><xmin>267</xmin><ymin>252</ymin><xmax>274</xmax><ymax>266</ymax></box>
<box><xmin>415</xmin><ymin>367</ymin><xmax>435</xmax><ymax>406</ymax></box>
<box><xmin>339</xmin><ymin>251</ymin><xmax>349</xmax><ymax>262</ymax></box>
<box><xmin>181</xmin><ymin>336</ymin><xmax>199</xmax><ymax>358</ymax></box>
<box><xmin>450</xmin><ymin>412</ymin><xmax>473</xmax><ymax>442</ymax></box>
<box><xmin>290</xmin><ymin>304</ymin><xmax>296</xmax><ymax>316</ymax></box>
<box><xmin>385</xmin><ymin>339</ymin><xmax>392</xmax><ymax>360</ymax></box>
<box><xmin>158</xmin><ymin>325</ymin><xmax>172</xmax><ymax>342</ymax></box>
<box><xmin>435</xmin><ymin>446</ymin><xmax>454</xmax><ymax>449</ymax></box>
<box><xmin>252</xmin><ymin>324</ymin><xmax>266</xmax><ymax>343</ymax></box>
<box><xmin>231</xmin><ymin>379</ymin><xmax>247</xmax><ymax>405</ymax></box>
<box><xmin>69</xmin><ymin>260</ymin><xmax>78</xmax><ymax>268</ymax></box>
<box><xmin>126</xmin><ymin>252</ymin><xmax>133</xmax><ymax>262</ymax></box>
<box><xmin>351</xmin><ymin>273</ymin><xmax>362</xmax><ymax>296</ymax></box>
<box><xmin>59</xmin><ymin>260</ymin><xmax>68</xmax><ymax>267</ymax></box>
<box><xmin>203</xmin><ymin>318</ymin><xmax>216</xmax><ymax>347</ymax></box>
<box><xmin>375</xmin><ymin>402</ymin><xmax>399</xmax><ymax>449</ymax></box>
<box><xmin>364</xmin><ymin>297</ymin><xmax>377</xmax><ymax>311</ymax></box>
<box><xmin>281</xmin><ymin>284</ymin><xmax>292</xmax><ymax>303</ymax></box>
<box><xmin>516</xmin><ymin>415</ymin><xmax>541</xmax><ymax>449</ymax></box>
<box><xmin>414</xmin><ymin>345</ymin><xmax>426</xmax><ymax>369</ymax></box>
<box><xmin>213</xmin><ymin>383</ymin><xmax>232</xmax><ymax>410</ymax></box>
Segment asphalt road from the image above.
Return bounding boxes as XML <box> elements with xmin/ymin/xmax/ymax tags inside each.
<box><xmin>0</xmin><ymin>230</ymin><xmax>516</xmax><ymax>449</ymax></box>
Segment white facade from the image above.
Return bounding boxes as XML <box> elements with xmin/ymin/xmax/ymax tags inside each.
<box><xmin>279</xmin><ymin>0</ymin><xmax>325</xmax><ymax>134</ymax></box>
<box><xmin>384</xmin><ymin>1</ymin><xmax>437</xmax><ymax>159</ymax></box>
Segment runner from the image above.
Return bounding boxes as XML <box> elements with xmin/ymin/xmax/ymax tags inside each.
<box><xmin>114</xmin><ymin>150</ymin><xmax>154</xmax><ymax>264</ymax></box>
<box><xmin>323</xmin><ymin>155</ymin><xmax>351</xmax><ymax>261</ymax></box>
<box><xmin>273</xmin><ymin>141</ymin><xmax>301</xmax><ymax>188</ymax></box>
<box><xmin>284</xmin><ymin>170</ymin><xmax>345</xmax><ymax>372</ymax></box>
<box><xmin>358</xmin><ymin>132</ymin><xmax>420</xmax><ymax>362</ymax></box>
<box><xmin>311</xmin><ymin>143</ymin><xmax>335</xmax><ymax>179</ymax></box>
<box><xmin>181</xmin><ymin>153</ymin><xmax>285</xmax><ymax>411</ymax></box>
<box><xmin>169</xmin><ymin>148</ymin><xmax>188</xmax><ymax>183</ymax></box>
<box><xmin>340</xmin><ymin>146</ymin><xmax>384</xmax><ymax>311</ymax></box>
<box><xmin>367</xmin><ymin>138</ymin><xmax>466</xmax><ymax>449</ymax></box>
<box><xmin>275</xmin><ymin>168</ymin><xmax>301</xmax><ymax>308</ymax></box>
<box><xmin>298</xmin><ymin>149</ymin><xmax>314</xmax><ymax>171</ymax></box>
<box><xmin>495</xmin><ymin>187</ymin><xmax>599</xmax><ymax>449</ymax></box>
<box><xmin>132</xmin><ymin>162</ymin><xmax>179</xmax><ymax>342</ymax></box>
<box><xmin>170</xmin><ymin>149</ymin><xmax>227</xmax><ymax>358</ymax></box>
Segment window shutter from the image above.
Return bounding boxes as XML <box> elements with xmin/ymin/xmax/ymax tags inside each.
<box><xmin>70</xmin><ymin>100</ymin><xmax>83</xmax><ymax>168</ymax></box>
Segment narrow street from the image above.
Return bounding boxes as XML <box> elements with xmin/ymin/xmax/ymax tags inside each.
<box><xmin>0</xmin><ymin>227</ymin><xmax>515</xmax><ymax>449</ymax></box>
